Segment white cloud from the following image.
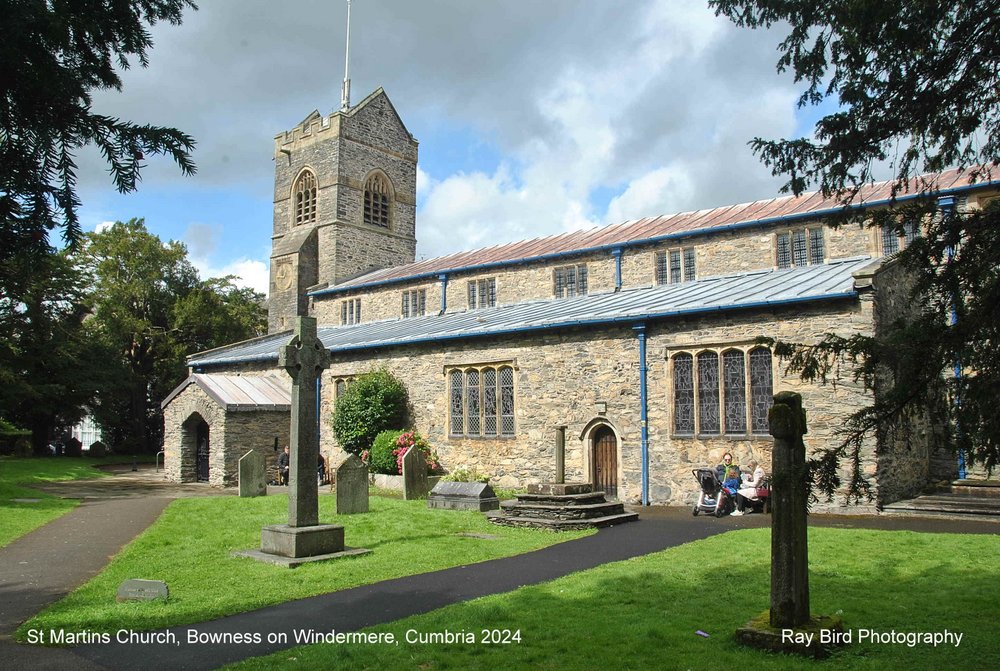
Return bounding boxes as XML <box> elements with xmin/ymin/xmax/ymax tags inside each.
<box><xmin>191</xmin><ymin>257</ymin><xmax>270</xmax><ymax>297</ymax></box>
<box><xmin>606</xmin><ymin>167</ymin><xmax>695</xmax><ymax>223</ymax></box>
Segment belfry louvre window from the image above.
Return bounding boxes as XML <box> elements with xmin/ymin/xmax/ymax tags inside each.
<box><xmin>341</xmin><ymin>298</ymin><xmax>361</xmax><ymax>325</ymax></box>
<box><xmin>468</xmin><ymin>278</ymin><xmax>497</xmax><ymax>309</ymax></box>
<box><xmin>293</xmin><ymin>170</ymin><xmax>317</xmax><ymax>225</ymax></box>
<box><xmin>671</xmin><ymin>346</ymin><xmax>773</xmax><ymax>436</ymax></box>
<box><xmin>401</xmin><ymin>289</ymin><xmax>426</xmax><ymax>318</ymax></box>
<box><xmin>655</xmin><ymin>248</ymin><xmax>696</xmax><ymax>285</ymax></box>
<box><xmin>449</xmin><ymin>364</ymin><xmax>515</xmax><ymax>438</ymax></box>
<box><xmin>363</xmin><ymin>173</ymin><xmax>391</xmax><ymax>228</ymax></box>
<box><xmin>553</xmin><ymin>264</ymin><xmax>588</xmax><ymax>298</ymax></box>
<box><xmin>776</xmin><ymin>227</ymin><xmax>824</xmax><ymax>269</ymax></box>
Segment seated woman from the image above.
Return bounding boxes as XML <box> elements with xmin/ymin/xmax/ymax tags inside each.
<box><xmin>731</xmin><ymin>460</ymin><xmax>766</xmax><ymax>516</ymax></box>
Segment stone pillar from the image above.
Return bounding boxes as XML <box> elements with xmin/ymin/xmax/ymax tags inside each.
<box><xmin>554</xmin><ymin>426</ymin><xmax>566</xmax><ymax>484</ymax></box>
<box><xmin>768</xmin><ymin>391</ymin><xmax>810</xmax><ymax>628</ymax></box>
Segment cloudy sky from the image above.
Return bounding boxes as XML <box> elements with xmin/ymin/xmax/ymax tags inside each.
<box><xmin>76</xmin><ymin>0</ymin><xmax>826</xmax><ymax>295</ymax></box>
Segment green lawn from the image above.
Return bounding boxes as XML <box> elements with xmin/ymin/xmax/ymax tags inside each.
<box><xmin>20</xmin><ymin>494</ymin><xmax>591</xmax><ymax>639</ymax></box>
<box><xmin>228</xmin><ymin>527</ymin><xmax>1000</xmax><ymax>671</ymax></box>
<box><xmin>0</xmin><ymin>456</ymin><xmax>116</xmax><ymax>547</ymax></box>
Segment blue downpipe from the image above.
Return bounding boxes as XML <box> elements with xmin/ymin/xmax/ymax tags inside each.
<box><xmin>439</xmin><ymin>274</ymin><xmax>448</xmax><ymax>313</ymax></box>
<box><xmin>634</xmin><ymin>323</ymin><xmax>649</xmax><ymax>505</ymax></box>
<box><xmin>938</xmin><ymin>196</ymin><xmax>966</xmax><ymax>479</ymax></box>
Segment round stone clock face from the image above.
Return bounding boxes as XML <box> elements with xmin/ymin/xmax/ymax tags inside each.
<box><xmin>275</xmin><ymin>263</ymin><xmax>293</xmax><ymax>290</ymax></box>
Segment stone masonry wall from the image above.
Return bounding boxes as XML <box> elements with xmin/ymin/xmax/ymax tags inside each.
<box><xmin>162</xmin><ymin>384</ymin><xmax>228</xmax><ymax>486</ymax></box>
<box><xmin>313</xmin><ymin>297</ymin><xmax>876</xmax><ymax>510</ymax></box>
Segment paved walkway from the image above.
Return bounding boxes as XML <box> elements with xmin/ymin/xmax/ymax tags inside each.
<box><xmin>2</xmin><ymin>467</ymin><xmax>997</xmax><ymax>671</ymax></box>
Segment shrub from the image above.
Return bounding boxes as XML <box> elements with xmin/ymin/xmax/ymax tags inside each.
<box><xmin>394</xmin><ymin>431</ymin><xmax>440</xmax><ymax>475</ymax></box>
<box><xmin>331</xmin><ymin>367</ymin><xmax>408</xmax><ymax>456</ymax></box>
<box><xmin>367</xmin><ymin>430</ymin><xmax>405</xmax><ymax>475</ymax></box>
<box><xmin>442</xmin><ymin>467</ymin><xmax>490</xmax><ymax>483</ymax></box>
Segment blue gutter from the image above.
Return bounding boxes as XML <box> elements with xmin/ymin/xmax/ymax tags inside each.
<box><xmin>611</xmin><ymin>247</ymin><xmax>623</xmax><ymax>290</ymax></box>
<box><xmin>190</xmin><ymin>291</ymin><xmax>858</xmax><ymax>367</ymax></box>
<box><xmin>938</xmin><ymin>195</ymin><xmax>966</xmax><ymax>479</ymax></box>
<box><xmin>633</xmin><ymin>323</ymin><xmax>649</xmax><ymax>506</ymax></box>
<box><xmin>308</xmin><ymin>180</ymin><xmax>1000</xmax><ymax>298</ymax></box>
<box><xmin>438</xmin><ymin>273</ymin><xmax>448</xmax><ymax>313</ymax></box>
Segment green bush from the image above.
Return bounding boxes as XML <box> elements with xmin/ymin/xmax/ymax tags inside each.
<box><xmin>331</xmin><ymin>367</ymin><xmax>408</xmax><ymax>456</ymax></box>
<box><xmin>442</xmin><ymin>467</ymin><xmax>490</xmax><ymax>483</ymax></box>
<box><xmin>367</xmin><ymin>430</ymin><xmax>405</xmax><ymax>475</ymax></box>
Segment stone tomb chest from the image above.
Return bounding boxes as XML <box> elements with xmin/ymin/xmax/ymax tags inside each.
<box><xmin>427</xmin><ymin>481</ymin><xmax>500</xmax><ymax>512</ymax></box>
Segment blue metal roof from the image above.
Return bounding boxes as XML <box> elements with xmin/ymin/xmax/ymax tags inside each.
<box><xmin>189</xmin><ymin>256</ymin><xmax>873</xmax><ymax>368</ymax></box>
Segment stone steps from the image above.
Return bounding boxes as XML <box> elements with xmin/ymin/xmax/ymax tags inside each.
<box><xmin>486</xmin><ymin>482</ymin><xmax>639</xmax><ymax>530</ymax></box>
<box><xmin>484</xmin><ymin>510</ymin><xmax>639</xmax><ymax>530</ymax></box>
<box><xmin>498</xmin><ymin>499</ymin><xmax>628</xmax><ymax>520</ymax></box>
<box><xmin>881</xmin><ymin>482</ymin><xmax>1000</xmax><ymax>520</ymax></box>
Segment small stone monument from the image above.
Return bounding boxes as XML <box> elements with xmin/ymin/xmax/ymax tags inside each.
<box><xmin>427</xmin><ymin>481</ymin><xmax>500</xmax><ymax>511</ymax></box>
<box><xmin>235</xmin><ymin>317</ymin><xmax>370</xmax><ymax>566</ymax></box>
<box><xmin>88</xmin><ymin>441</ymin><xmax>107</xmax><ymax>457</ymax></box>
<box><xmin>238</xmin><ymin>450</ymin><xmax>267</xmax><ymax>497</ymax></box>
<box><xmin>116</xmin><ymin>579</ymin><xmax>168</xmax><ymax>602</ymax></box>
<box><xmin>402</xmin><ymin>445</ymin><xmax>429</xmax><ymax>500</ymax></box>
<box><xmin>336</xmin><ymin>454</ymin><xmax>369</xmax><ymax>514</ymax></box>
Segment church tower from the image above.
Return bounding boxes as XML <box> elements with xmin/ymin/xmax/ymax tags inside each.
<box><xmin>267</xmin><ymin>88</ymin><xmax>418</xmax><ymax>333</ymax></box>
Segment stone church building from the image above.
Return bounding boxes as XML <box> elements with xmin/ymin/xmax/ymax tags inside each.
<box><xmin>161</xmin><ymin>88</ymin><xmax>998</xmax><ymax>510</ymax></box>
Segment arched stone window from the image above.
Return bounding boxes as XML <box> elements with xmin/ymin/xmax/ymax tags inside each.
<box><xmin>293</xmin><ymin>170</ymin><xmax>317</xmax><ymax>225</ymax></box>
<box><xmin>749</xmin><ymin>347</ymin><xmax>774</xmax><ymax>434</ymax></box>
<box><xmin>363</xmin><ymin>173</ymin><xmax>391</xmax><ymax>228</ymax></box>
<box><xmin>722</xmin><ymin>349</ymin><xmax>747</xmax><ymax>434</ymax></box>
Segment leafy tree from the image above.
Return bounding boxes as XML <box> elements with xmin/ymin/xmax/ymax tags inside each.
<box><xmin>332</xmin><ymin>368</ymin><xmax>409</xmax><ymax>456</ymax></box>
<box><xmin>711</xmin><ymin>0</ymin><xmax>1000</xmax><ymax>499</ymax></box>
<box><xmin>0</xmin><ymin>251</ymin><xmax>111</xmax><ymax>454</ymax></box>
<box><xmin>0</xmin><ymin>0</ymin><xmax>197</xmax><ymax>270</ymax></box>
<box><xmin>80</xmin><ymin>219</ymin><xmax>265</xmax><ymax>453</ymax></box>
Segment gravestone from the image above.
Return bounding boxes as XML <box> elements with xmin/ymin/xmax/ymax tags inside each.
<box><xmin>88</xmin><ymin>441</ymin><xmax>107</xmax><ymax>457</ymax></box>
<box><xmin>238</xmin><ymin>450</ymin><xmax>267</xmax><ymax>497</ymax></box>
<box><xmin>402</xmin><ymin>446</ymin><xmax>429</xmax><ymax>500</ymax></box>
<box><xmin>768</xmin><ymin>391</ymin><xmax>810</xmax><ymax>628</ymax></box>
<box><xmin>116</xmin><ymin>579</ymin><xmax>168</xmax><ymax>602</ymax></box>
<box><xmin>336</xmin><ymin>454</ymin><xmax>369</xmax><ymax>514</ymax></box>
<box><xmin>427</xmin><ymin>481</ymin><xmax>500</xmax><ymax>511</ymax></box>
<box><xmin>235</xmin><ymin>317</ymin><xmax>370</xmax><ymax>566</ymax></box>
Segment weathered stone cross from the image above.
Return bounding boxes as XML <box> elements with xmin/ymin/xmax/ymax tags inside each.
<box><xmin>278</xmin><ymin>316</ymin><xmax>331</xmax><ymax>527</ymax></box>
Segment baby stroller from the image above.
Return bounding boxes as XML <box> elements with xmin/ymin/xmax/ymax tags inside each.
<box><xmin>691</xmin><ymin>468</ymin><xmax>733</xmax><ymax>517</ymax></box>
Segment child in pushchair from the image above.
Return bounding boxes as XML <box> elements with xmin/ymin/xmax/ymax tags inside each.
<box><xmin>691</xmin><ymin>467</ymin><xmax>736</xmax><ymax>517</ymax></box>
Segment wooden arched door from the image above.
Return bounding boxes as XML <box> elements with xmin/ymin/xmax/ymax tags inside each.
<box><xmin>592</xmin><ymin>426</ymin><xmax>618</xmax><ymax>499</ymax></box>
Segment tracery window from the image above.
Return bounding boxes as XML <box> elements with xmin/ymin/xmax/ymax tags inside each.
<box><xmin>776</xmin><ymin>227</ymin><xmax>824</xmax><ymax>268</ymax></box>
<box><xmin>363</xmin><ymin>173</ymin><xmax>391</xmax><ymax>228</ymax></box>
<box><xmin>448</xmin><ymin>364</ymin><xmax>516</xmax><ymax>438</ymax></box>
<box><xmin>671</xmin><ymin>346</ymin><xmax>773</xmax><ymax>437</ymax></box>
<box><xmin>293</xmin><ymin>170</ymin><xmax>317</xmax><ymax>226</ymax></box>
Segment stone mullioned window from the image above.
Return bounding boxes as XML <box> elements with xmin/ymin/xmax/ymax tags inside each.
<box><xmin>449</xmin><ymin>364</ymin><xmax>515</xmax><ymax>438</ymax></box>
<box><xmin>655</xmin><ymin>247</ymin><xmax>696</xmax><ymax>285</ymax></box>
<box><xmin>553</xmin><ymin>264</ymin><xmax>588</xmax><ymax>298</ymax></box>
<box><xmin>341</xmin><ymin>298</ymin><xmax>361</xmax><ymax>325</ymax></box>
<box><xmin>293</xmin><ymin>170</ymin><xmax>317</xmax><ymax>226</ymax></box>
<box><xmin>468</xmin><ymin>278</ymin><xmax>497</xmax><ymax>309</ymax></box>
<box><xmin>363</xmin><ymin>173</ymin><xmax>391</xmax><ymax>228</ymax></box>
<box><xmin>401</xmin><ymin>289</ymin><xmax>426</xmax><ymax>318</ymax></box>
<box><xmin>670</xmin><ymin>346</ymin><xmax>773</xmax><ymax>437</ymax></box>
<box><xmin>880</xmin><ymin>221</ymin><xmax>920</xmax><ymax>255</ymax></box>
<box><xmin>776</xmin><ymin>227</ymin><xmax>824</xmax><ymax>269</ymax></box>
<box><xmin>333</xmin><ymin>376</ymin><xmax>355</xmax><ymax>400</ymax></box>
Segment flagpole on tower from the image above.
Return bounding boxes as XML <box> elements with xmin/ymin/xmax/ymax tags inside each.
<box><xmin>340</xmin><ymin>0</ymin><xmax>352</xmax><ymax>111</ymax></box>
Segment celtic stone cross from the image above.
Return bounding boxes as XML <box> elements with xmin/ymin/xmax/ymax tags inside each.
<box><xmin>278</xmin><ymin>316</ymin><xmax>331</xmax><ymax>527</ymax></box>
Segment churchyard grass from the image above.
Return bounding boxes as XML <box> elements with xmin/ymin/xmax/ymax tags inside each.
<box><xmin>0</xmin><ymin>456</ymin><xmax>116</xmax><ymax>547</ymax></box>
<box><xmin>19</xmin><ymin>493</ymin><xmax>592</xmax><ymax>638</ymax></box>
<box><xmin>228</xmin><ymin>527</ymin><xmax>1000</xmax><ymax>671</ymax></box>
